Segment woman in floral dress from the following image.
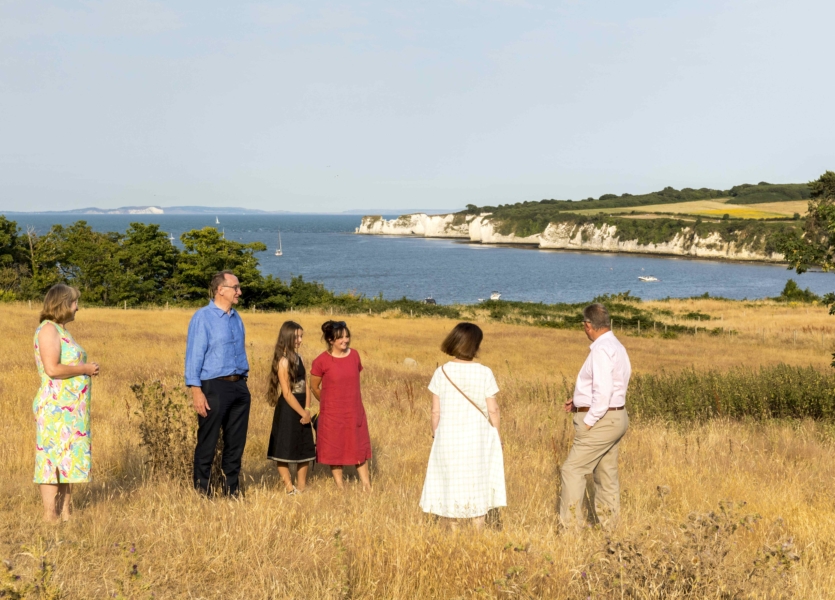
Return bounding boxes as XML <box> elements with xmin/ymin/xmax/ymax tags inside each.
<box><xmin>33</xmin><ymin>284</ymin><xmax>99</xmax><ymax>522</ymax></box>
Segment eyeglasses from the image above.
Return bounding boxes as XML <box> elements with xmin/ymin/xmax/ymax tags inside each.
<box><xmin>222</xmin><ymin>284</ymin><xmax>242</xmax><ymax>292</ymax></box>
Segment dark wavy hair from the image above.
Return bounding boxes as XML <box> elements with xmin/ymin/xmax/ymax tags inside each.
<box><xmin>321</xmin><ymin>320</ymin><xmax>351</xmax><ymax>350</ymax></box>
<box><xmin>266</xmin><ymin>321</ymin><xmax>304</xmax><ymax>407</ymax></box>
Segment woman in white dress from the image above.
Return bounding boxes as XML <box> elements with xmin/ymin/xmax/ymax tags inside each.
<box><xmin>419</xmin><ymin>323</ymin><xmax>506</xmax><ymax>529</ymax></box>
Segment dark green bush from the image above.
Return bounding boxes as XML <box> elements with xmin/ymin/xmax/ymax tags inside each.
<box><xmin>628</xmin><ymin>364</ymin><xmax>835</xmax><ymax>422</ymax></box>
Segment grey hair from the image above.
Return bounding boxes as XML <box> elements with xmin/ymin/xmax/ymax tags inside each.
<box><xmin>209</xmin><ymin>270</ymin><xmax>236</xmax><ymax>298</ymax></box>
<box><xmin>583</xmin><ymin>303</ymin><xmax>611</xmax><ymax>329</ymax></box>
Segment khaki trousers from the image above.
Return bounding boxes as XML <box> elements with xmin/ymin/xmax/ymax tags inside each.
<box><xmin>559</xmin><ymin>409</ymin><xmax>628</xmax><ymax>529</ymax></box>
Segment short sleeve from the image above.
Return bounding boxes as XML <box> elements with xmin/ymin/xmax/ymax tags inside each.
<box><xmin>310</xmin><ymin>353</ymin><xmax>325</xmax><ymax>377</ymax></box>
<box><xmin>484</xmin><ymin>367</ymin><xmax>499</xmax><ymax>397</ymax></box>
<box><xmin>428</xmin><ymin>367</ymin><xmax>442</xmax><ymax>395</ymax></box>
<box><xmin>356</xmin><ymin>350</ymin><xmax>363</xmax><ymax>373</ymax></box>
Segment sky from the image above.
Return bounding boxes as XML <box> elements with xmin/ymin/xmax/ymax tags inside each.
<box><xmin>1</xmin><ymin>0</ymin><xmax>833</xmax><ymax>213</ymax></box>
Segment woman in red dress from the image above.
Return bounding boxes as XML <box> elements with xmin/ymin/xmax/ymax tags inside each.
<box><xmin>310</xmin><ymin>320</ymin><xmax>372</xmax><ymax>491</ymax></box>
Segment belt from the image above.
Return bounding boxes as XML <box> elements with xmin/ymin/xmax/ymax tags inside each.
<box><xmin>572</xmin><ymin>406</ymin><xmax>625</xmax><ymax>413</ymax></box>
<box><xmin>216</xmin><ymin>374</ymin><xmax>247</xmax><ymax>382</ymax></box>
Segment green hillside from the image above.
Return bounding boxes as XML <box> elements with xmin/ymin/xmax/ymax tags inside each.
<box><xmin>728</xmin><ymin>182</ymin><xmax>811</xmax><ymax>204</ymax></box>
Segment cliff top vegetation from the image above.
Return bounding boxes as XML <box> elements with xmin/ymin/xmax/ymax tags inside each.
<box><xmin>460</xmin><ymin>181</ymin><xmax>810</xmax><ymax>217</ymax></box>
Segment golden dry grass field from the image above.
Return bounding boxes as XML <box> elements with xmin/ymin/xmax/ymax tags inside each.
<box><xmin>3</xmin><ymin>299</ymin><xmax>835</xmax><ymax>598</ymax></box>
<box><xmin>567</xmin><ymin>199</ymin><xmax>808</xmax><ymax>220</ymax></box>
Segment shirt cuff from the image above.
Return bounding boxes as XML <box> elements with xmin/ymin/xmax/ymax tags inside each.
<box><xmin>583</xmin><ymin>412</ymin><xmax>600</xmax><ymax>427</ymax></box>
<box><xmin>185</xmin><ymin>378</ymin><xmax>202</xmax><ymax>387</ymax></box>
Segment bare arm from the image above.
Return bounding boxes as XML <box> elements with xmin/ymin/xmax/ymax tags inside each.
<box><xmin>37</xmin><ymin>323</ymin><xmax>98</xmax><ymax>379</ymax></box>
<box><xmin>279</xmin><ymin>358</ymin><xmax>310</xmax><ymax>424</ymax></box>
<box><xmin>486</xmin><ymin>395</ymin><xmax>501</xmax><ymax>436</ymax></box>
<box><xmin>430</xmin><ymin>393</ymin><xmax>440</xmax><ymax>436</ymax></box>
<box><xmin>310</xmin><ymin>375</ymin><xmax>323</xmax><ymax>402</ymax></box>
<box><xmin>305</xmin><ymin>372</ymin><xmax>312</xmax><ymax>410</ymax></box>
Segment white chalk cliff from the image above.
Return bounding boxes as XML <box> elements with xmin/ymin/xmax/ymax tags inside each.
<box><xmin>356</xmin><ymin>214</ymin><xmax>785</xmax><ymax>262</ymax></box>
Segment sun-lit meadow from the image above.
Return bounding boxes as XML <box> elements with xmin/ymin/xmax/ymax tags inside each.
<box><xmin>3</xmin><ymin>298</ymin><xmax>835</xmax><ymax>598</ymax></box>
<box><xmin>568</xmin><ymin>199</ymin><xmax>808</xmax><ymax>219</ymax></box>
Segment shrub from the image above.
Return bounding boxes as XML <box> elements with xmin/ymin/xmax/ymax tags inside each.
<box><xmin>131</xmin><ymin>381</ymin><xmax>224</xmax><ymax>490</ymax></box>
<box><xmin>628</xmin><ymin>364</ymin><xmax>835</xmax><ymax>422</ymax></box>
<box><xmin>774</xmin><ymin>278</ymin><xmax>820</xmax><ymax>303</ymax></box>
<box><xmin>577</xmin><ymin>501</ymin><xmax>799</xmax><ymax>598</ymax></box>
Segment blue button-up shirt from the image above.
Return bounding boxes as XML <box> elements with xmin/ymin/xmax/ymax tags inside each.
<box><xmin>184</xmin><ymin>301</ymin><xmax>249</xmax><ymax>387</ymax></box>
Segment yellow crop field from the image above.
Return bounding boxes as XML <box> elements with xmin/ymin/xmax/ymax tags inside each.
<box><xmin>3</xmin><ymin>300</ymin><xmax>835</xmax><ymax>597</ymax></box>
<box><xmin>569</xmin><ymin>198</ymin><xmax>808</xmax><ymax>219</ymax></box>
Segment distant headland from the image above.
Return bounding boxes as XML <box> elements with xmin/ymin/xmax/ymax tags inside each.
<box><xmin>1</xmin><ymin>205</ymin><xmax>461</xmax><ymax>216</ymax></box>
<box><xmin>357</xmin><ymin>181</ymin><xmax>813</xmax><ymax>264</ymax></box>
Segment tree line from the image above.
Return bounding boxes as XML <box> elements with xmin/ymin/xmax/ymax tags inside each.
<box><xmin>0</xmin><ymin>219</ymin><xmax>339</xmax><ymax>310</ymax></box>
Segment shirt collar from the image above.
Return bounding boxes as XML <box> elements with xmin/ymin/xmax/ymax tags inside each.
<box><xmin>208</xmin><ymin>300</ymin><xmax>236</xmax><ymax>318</ymax></box>
<box><xmin>590</xmin><ymin>329</ymin><xmax>615</xmax><ymax>349</ymax></box>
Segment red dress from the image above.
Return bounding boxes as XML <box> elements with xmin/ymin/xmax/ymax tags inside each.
<box><xmin>311</xmin><ymin>349</ymin><xmax>372</xmax><ymax>465</ymax></box>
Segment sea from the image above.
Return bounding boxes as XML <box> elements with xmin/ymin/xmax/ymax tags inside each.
<box><xmin>9</xmin><ymin>213</ymin><xmax>835</xmax><ymax>305</ymax></box>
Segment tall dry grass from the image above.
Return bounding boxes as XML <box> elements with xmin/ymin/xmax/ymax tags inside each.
<box><xmin>2</xmin><ymin>300</ymin><xmax>835</xmax><ymax>598</ymax></box>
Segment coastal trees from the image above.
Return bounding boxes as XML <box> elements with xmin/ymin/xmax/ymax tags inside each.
<box><xmin>50</xmin><ymin>221</ymin><xmax>123</xmax><ymax>305</ymax></box>
<box><xmin>780</xmin><ymin>171</ymin><xmax>835</xmax><ymax>274</ymax></box>
<box><xmin>0</xmin><ymin>217</ymin><xmax>26</xmax><ymax>299</ymax></box>
<box><xmin>116</xmin><ymin>223</ymin><xmax>179</xmax><ymax>304</ymax></box>
<box><xmin>779</xmin><ymin>171</ymin><xmax>835</xmax><ymax>364</ymax></box>
<box><xmin>174</xmin><ymin>227</ymin><xmax>266</xmax><ymax>303</ymax></box>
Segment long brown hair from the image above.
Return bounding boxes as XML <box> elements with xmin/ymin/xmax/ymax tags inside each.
<box><xmin>267</xmin><ymin>321</ymin><xmax>304</xmax><ymax>407</ymax></box>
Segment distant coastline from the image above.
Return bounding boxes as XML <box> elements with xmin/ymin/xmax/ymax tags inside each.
<box><xmin>0</xmin><ymin>205</ymin><xmax>461</xmax><ymax>216</ymax></box>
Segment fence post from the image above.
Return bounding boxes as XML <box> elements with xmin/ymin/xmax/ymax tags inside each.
<box><xmin>124</xmin><ymin>300</ymin><xmax>127</xmax><ymax>310</ymax></box>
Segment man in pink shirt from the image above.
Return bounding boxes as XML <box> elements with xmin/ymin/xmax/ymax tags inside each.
<box><xmin>560</xmin><ymin>303</ymin><xmax>631</xmax><ymax>529</ymax></box>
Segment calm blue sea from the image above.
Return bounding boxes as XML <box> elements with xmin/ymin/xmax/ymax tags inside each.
<box><xmin>7</xmin><ymin>213</ymin><xmax>834</xmax><ymax>304</ymax></box>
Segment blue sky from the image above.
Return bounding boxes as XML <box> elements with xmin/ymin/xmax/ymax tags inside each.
<box><xmin>1</xmin><ymin>0</ymin><xmax>832</xmax><ymax>212</ymax></box>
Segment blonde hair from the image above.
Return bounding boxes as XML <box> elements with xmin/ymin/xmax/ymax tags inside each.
<box><xmin>39</xmin><ymin>284</ymin><xmax>80</xmax><ymax>324</ymax></box>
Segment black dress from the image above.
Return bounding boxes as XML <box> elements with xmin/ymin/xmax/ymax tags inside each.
<box><xmin>267</xmin><ymin>356</ymin><xmax>316</xmax><ymax>463</ymax></box>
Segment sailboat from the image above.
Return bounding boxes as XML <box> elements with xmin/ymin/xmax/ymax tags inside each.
<box><xmin>168</xmin><ymin>233</ymin><xmax>175</xmax><ymax>242</ymax></box>
<box><xmin>275</xmin><ymin>231</ymin><xmax>283</xmax><ymax>256</ymax></box>
<box><xmin>215</xmin><ymin>216</ymin><xmax>220</xmax><ymax>224</ymax></box>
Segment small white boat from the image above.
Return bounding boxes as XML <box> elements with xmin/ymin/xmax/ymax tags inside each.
<box><xmin>215</xmin><ymin>216</ymin><xmax>220</xmax><ymax>224</ymax></box>
<box><xmin>275</xmin><ymin>231</ymin><xmax>283</xmax><ymax>256</ymax></box>
<box><xmin>638</xmin><ymin>276</ymin><xmax>659</xmax><ymax>282</ymax></box>
<box><xmin>423</xmin><ymin>295</ymin><xmax>436</xmax><ymax>305</ymax></box>
<box><xmin>168</xmin><ymin>233</ymin><xmax>175</xmax><ymax>242</ymax></box>
<box><xmin>490</xmin><ymin>291</ymin><xmax>502</xmax><ymax>300</ymax></box>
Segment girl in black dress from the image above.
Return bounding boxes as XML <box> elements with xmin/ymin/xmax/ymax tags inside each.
<box><xmin>267</xmin><ymin>321</ymin><xmax>316</xmax><ymax>494</ymax></box>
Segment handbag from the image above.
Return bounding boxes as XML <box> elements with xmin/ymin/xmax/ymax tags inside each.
<box><xmin>441</xmin><ymin>365</ymin><xmax>503</xmax><ymax>530</ymax></box>
<box><xmin>441</xmin><ymin>365</ymin><xmax>493</xmax><ymax>426</ymax></box>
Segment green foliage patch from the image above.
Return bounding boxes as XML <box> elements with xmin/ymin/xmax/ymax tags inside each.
<box><xmin>629</xmin><ymin>364</ymin><xmax>835</xmax><ymax>421</ymax></box>
<box><xmin>729</xmin><ymin>182</ymin><xmax>811</xmax><ymax>204</ymax></box>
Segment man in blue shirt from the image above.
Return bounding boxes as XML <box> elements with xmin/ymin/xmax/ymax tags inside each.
<box><xmin>185</xmin><ymin>270</ymin><xmax>251</xmax><ymax>496</ymax></box>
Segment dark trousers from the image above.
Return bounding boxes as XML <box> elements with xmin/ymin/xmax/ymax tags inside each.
<box><xmin>193</xmin><ymin>378</ymin><xmax>251</xmax><ymax>496</ymax></box>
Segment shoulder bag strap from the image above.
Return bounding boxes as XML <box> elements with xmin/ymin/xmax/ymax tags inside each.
<box><xmin>441</xmin><ymin>365</ymin><xmax>493</xmax><ymax>427</ymax></box>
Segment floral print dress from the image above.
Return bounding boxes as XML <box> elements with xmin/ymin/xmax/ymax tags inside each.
<box><xmin>33</xmin><ymin>320</ymin><xmax>91</xmax><ymax>483</ymax></box>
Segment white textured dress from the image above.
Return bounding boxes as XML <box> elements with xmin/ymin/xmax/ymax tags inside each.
<box><xmin>419</xmin><ymin>362</ymin><xmax>506</xmax><ymax>518</ymax></box>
